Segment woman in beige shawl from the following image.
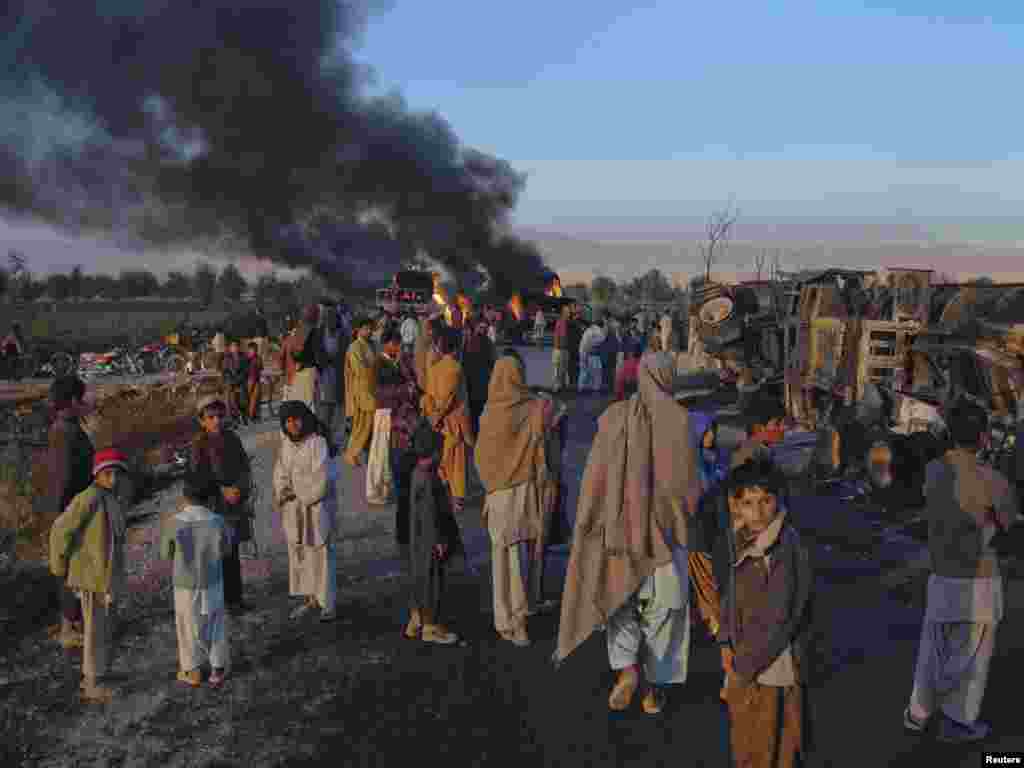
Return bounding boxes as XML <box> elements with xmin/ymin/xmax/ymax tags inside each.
<box><xmin>555</xmin><ymin>352</ymin><xmax>702</xmax><ymax>715</ymax></box>
<box><xmin>420</xmin><ymin>326</ymin><xmax>473</xmax><ymax>506</ymax></box>
<box><xmin>476</xmin><ymin>354</ymin><xmax>567</xmax><ymax>647</ymax></box>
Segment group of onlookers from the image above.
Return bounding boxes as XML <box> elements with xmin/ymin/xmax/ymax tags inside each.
<box><xmin>46</xmin><ymin>375</ymin><xmax>256</xmax><ymax>699</ymax></box>
<box><xmin>42</xmin><ymin>299</ymin><xmax>1023</xmax><ymax>762</ymax></box>
<box><xmin>551</xmin><ymin>304</ymin><xmax>682</xmax><ymax>399</ymax></box>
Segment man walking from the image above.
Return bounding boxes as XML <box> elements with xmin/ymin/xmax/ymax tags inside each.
<box><xmin>904</xmin><ymin>398</ymin><xmax>1019</xmax><ymax>743</ymax></box>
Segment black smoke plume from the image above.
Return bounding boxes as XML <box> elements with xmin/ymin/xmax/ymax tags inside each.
<box><xmin>0</xmin><ymin>1</ymin><xmax>545</xmax><ymax>290</ymax></box>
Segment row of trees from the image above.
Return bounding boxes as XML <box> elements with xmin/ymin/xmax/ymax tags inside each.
<box><xmin>1</xmin><ymin>250</ymin><xmax>325</xmax><ymax>306</ymax></box>
<box><xmin>563</xmin><ymin>268</ymin><xmax>686</xmax><ymax>307</ymax></box>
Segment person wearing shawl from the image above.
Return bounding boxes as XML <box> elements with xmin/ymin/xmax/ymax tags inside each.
<box><xmin>462</xmin><ymin>316</ymin><xmax>497</xmax><ymax>437</ymax></box>
<box><xmin>274</xmin><ymin>401</ymin><xmax>339</xmax><ymax>622</ymax></box>
<box><xmin>402</xmin><ymin>420</ymin><xmax>465</xmax><ymax>645</ymax></box>
<box><xmin>343</xmin><ymin>316</ymin><xmax>378</xmax><ymax>467</ymax></box>
<box><xmin>315</xmin><ymin>305</ymin><xmax>348</xmax><ymax>449</ymax></box>
<box><xmin>686</xmin><ymin>411</ymin><xmax>731</xmax><ymax>640</ymax></box>
<box><xmin>476</xmin><ymin>355</ymin><xmax>567</xmax><ymax>647</ymax></box>
<box><xmin>555</xmin><ymin>353</ymin><xmax>702</xmax><ymax>715</ymax></box>
<box><xmin>420</xmin><ymin>327</ymin><xmax>474</xmax><ymax>508</ymax></box>
<box><xmin>49</xmin><ymin>448</ymin><xmax>129</xmax><ymax>704</ymax></box>
<box><xmin>161</xmin><ymin>468</ymin><xmax>231</xmax><ymax>689</ymax></box>
<box><xmin>190</xmin><ymin>395</ymin><xmax>253</xmax><ymax>614</ymax></box>
<box><xmin>46</xmin><ymin>375</ymin><xmax>95</xmax><ymax>650</ymax></box>
<box><xmin>287</xmin><ymin>304</ymin><xmax>323</xmax><ymax>409</ymax></box>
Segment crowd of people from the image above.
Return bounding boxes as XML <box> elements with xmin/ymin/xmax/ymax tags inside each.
<box><xmin>41</xmin><ymin>297</ymin><xmax>1022</xmax><ymax>764</ymax></box>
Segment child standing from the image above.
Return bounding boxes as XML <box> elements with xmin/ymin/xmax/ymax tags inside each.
<box><xmin>246</xmin><ymin>341</ymin><xmax>263</xmax><ymax>423</ymax></box>
<box><xmin>714</xmin><ymin>458</ymin><xmax>817</xmax><ymax>768</ymax></box>
<box><xmin>402</xmin><ymin>420</ymin><xmax>464</xmax><ymax>645</ymax></box>
<box><xmin>162</xmin><ymin>469</ymin><xmax>231</xmax><ymax>688</ymax></box>
<box><xmin>49</xmin><ymin>448</ymin><xmax>129</xmax><ymax>703</ymax></box>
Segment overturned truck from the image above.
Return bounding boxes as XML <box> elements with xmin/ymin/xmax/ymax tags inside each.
<box><xmin>688</xmin><ymin>268</ymin><xmax>1023</xmax><ymax>504</ymax></box>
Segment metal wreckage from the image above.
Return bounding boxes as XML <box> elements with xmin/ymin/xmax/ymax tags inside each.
<box><xmin>687</xmin><ymin>268</ymin><xmax>1023</xmax><ymax>508</ymax></box>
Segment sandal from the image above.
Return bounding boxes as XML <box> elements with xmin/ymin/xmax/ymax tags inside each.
<box><xmin>403</xmin><ymin>610</ymin><xmax>423</xmax><ymax>640</ymax></box>
<box><xmin>608</xmin><ymin>666</ymin><xmax>640</xmax><ymax>711</ymax></box>
<box><xmin>208</xmin><ymin>668</ymin><xmax>227</xmax><ymax>688</ymax></box>
<box><xmin>498</xmin><ymin>627</ymin><xmax>531</xmax><ymax>647</ymax></box>
<box><xmin>177</xmin><ymin>669</ymin><xmax>202</xmax><ymax>688</ymax></box>
<box><xmin>422</xmin><ymin>624</ymin><xmax>460</xmax><ymax>646</ymax></box>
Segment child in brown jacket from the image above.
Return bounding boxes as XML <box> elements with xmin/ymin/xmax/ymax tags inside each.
<box><xmin>714</xmin><ymin>457</ymin><xmax>819</xmax><ymax>768</ymax></box>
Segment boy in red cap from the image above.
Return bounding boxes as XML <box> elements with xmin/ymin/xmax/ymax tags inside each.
<box><xmin>49</xmin><ymin>448</ymin><xmax>129</xmax><ymax>703</ymax></box>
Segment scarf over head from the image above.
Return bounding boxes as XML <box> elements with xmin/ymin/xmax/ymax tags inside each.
<box><xmin>279</xmin><ymin>400</ymin><xmax>322</xmax><ymax>443</ymax></box>
<box><xmin>555</xmin><ymin>352</ymin><xmax>701</xmax><ymax>667</ymax></box>
<box><xmin>475</xmin><ymin>357</ymin><xmax>550</xmax><ymax>494</ymax></box>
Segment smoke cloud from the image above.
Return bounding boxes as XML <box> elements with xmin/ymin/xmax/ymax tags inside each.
<box><xmin>0</xmin><ymin>1</ymin><xmax>545</xmax><ymax>291</ymax></box>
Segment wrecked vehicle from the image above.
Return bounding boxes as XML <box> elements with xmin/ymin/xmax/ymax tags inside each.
<box><xmin>688</xmin><ymin>268</ymin><xmax>1023</xmax><ymax>509</ymax></box>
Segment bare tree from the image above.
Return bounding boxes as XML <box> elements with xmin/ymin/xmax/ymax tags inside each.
<box><xmin>753</xmin><ymin>248</ymin><xmax>768</xmax><ymax>281</ymax></box>
<box><xmin>770</xmin><ymin>250</ymin><xmax>783</xmax><ymax>282</ymax></box>
<box><xmin>699</xmin><ymin>204</ymin><xmax>739</xmax><ymax>281</ymax></box>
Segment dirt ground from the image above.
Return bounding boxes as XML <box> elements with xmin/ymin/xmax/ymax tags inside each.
<box><xmin>3</xmin><ymin>353</ymin><xmax>1024</xmax><ymax>767</ymax></box>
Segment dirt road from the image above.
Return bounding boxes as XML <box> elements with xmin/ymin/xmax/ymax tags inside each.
<box><xmin>2</xmin><ymin>348</ymin><xmax>1022</xmax><ymax>767</ymax></box>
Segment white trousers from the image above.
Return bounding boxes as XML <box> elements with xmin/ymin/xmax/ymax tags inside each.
<box><xmin>607</xmin><ymin>569</ymin><xmax>691</xmax><ymax>685</ymax></box>
<box><xmin>288</xmin><ymin>541</ymin><xmax>337</xmax><ymax>612</ymax></box>
<box><xmin>366</xmin><ymin>409</ymin><xmax>394</xmax><ymax>505</ymax></box>
<box><xmin>174</xmin><ymin>589</ymin><xmax>229</xmax><ymax>672</ymax></box>
<box><xmin>908</xmin><ymin>620</ymin><xmax>996</xmax><ymax>726</ymax></box>
<box><xmin>490</xmin><ymin>539</ymin><xmax>544</xmax><ymax>634</ymax></box>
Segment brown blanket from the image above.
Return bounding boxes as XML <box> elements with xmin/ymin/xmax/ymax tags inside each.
<box><xmin>555</xmin><ymin>352</ymin><xmax>701</xmax><ymax>666</ymax></box>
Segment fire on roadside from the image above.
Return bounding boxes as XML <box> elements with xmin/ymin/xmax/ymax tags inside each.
<box><xmin>431</xmin><ymin>274</ymin><xmax>454</xmax><ymax>325</ymax></box>
<box><xmin>508</xmin><ymin>293</ymin><xmax>524</xmax><ymax>321</ymax></box>
<box><xmin>456</xmin><ymin>293</ymin><xmax>472</xmax><ymax>322</ymax></box>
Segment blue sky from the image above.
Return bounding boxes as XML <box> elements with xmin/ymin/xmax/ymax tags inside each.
<box><xmin>357</xmin><ymin>1</ymin><xmax>1024</xmax><ymax>229</ymax></box>
<box><xmin>5</xmin><ymin>1</ymin><xmax>1024</xmax><ymax>279</ymax></box>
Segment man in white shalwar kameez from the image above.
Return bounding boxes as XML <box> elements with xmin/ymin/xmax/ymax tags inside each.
<box><xmin>274</xmin><ymin>401</ymin><xmax>339</xmax><ymax>622</ymax></box>
<box><xmin>904</xmin><ymin>398</ymin><xmax>1019</xmax><ymax>744</ymax></box>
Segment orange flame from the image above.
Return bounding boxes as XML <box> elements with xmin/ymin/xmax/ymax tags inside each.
<box><xmin>545</xmin><ymin>276</ymin><xmax>563</xmax><ymax>298</ymax></box>
<box><xmin>456</xmin><ymin>293</ymin><xmax>472</xmax><ymax>322</ymax></box>
<box><xmin>508</xmin><ymin>293</ymin><xmax>524</xmax><ymax>321</ymax></box>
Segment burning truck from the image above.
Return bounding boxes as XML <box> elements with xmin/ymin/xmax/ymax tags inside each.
<box><xmin>505</xmin><ymin>271</ymin><xmax>593</xmax><ymax>343</ymax></box>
